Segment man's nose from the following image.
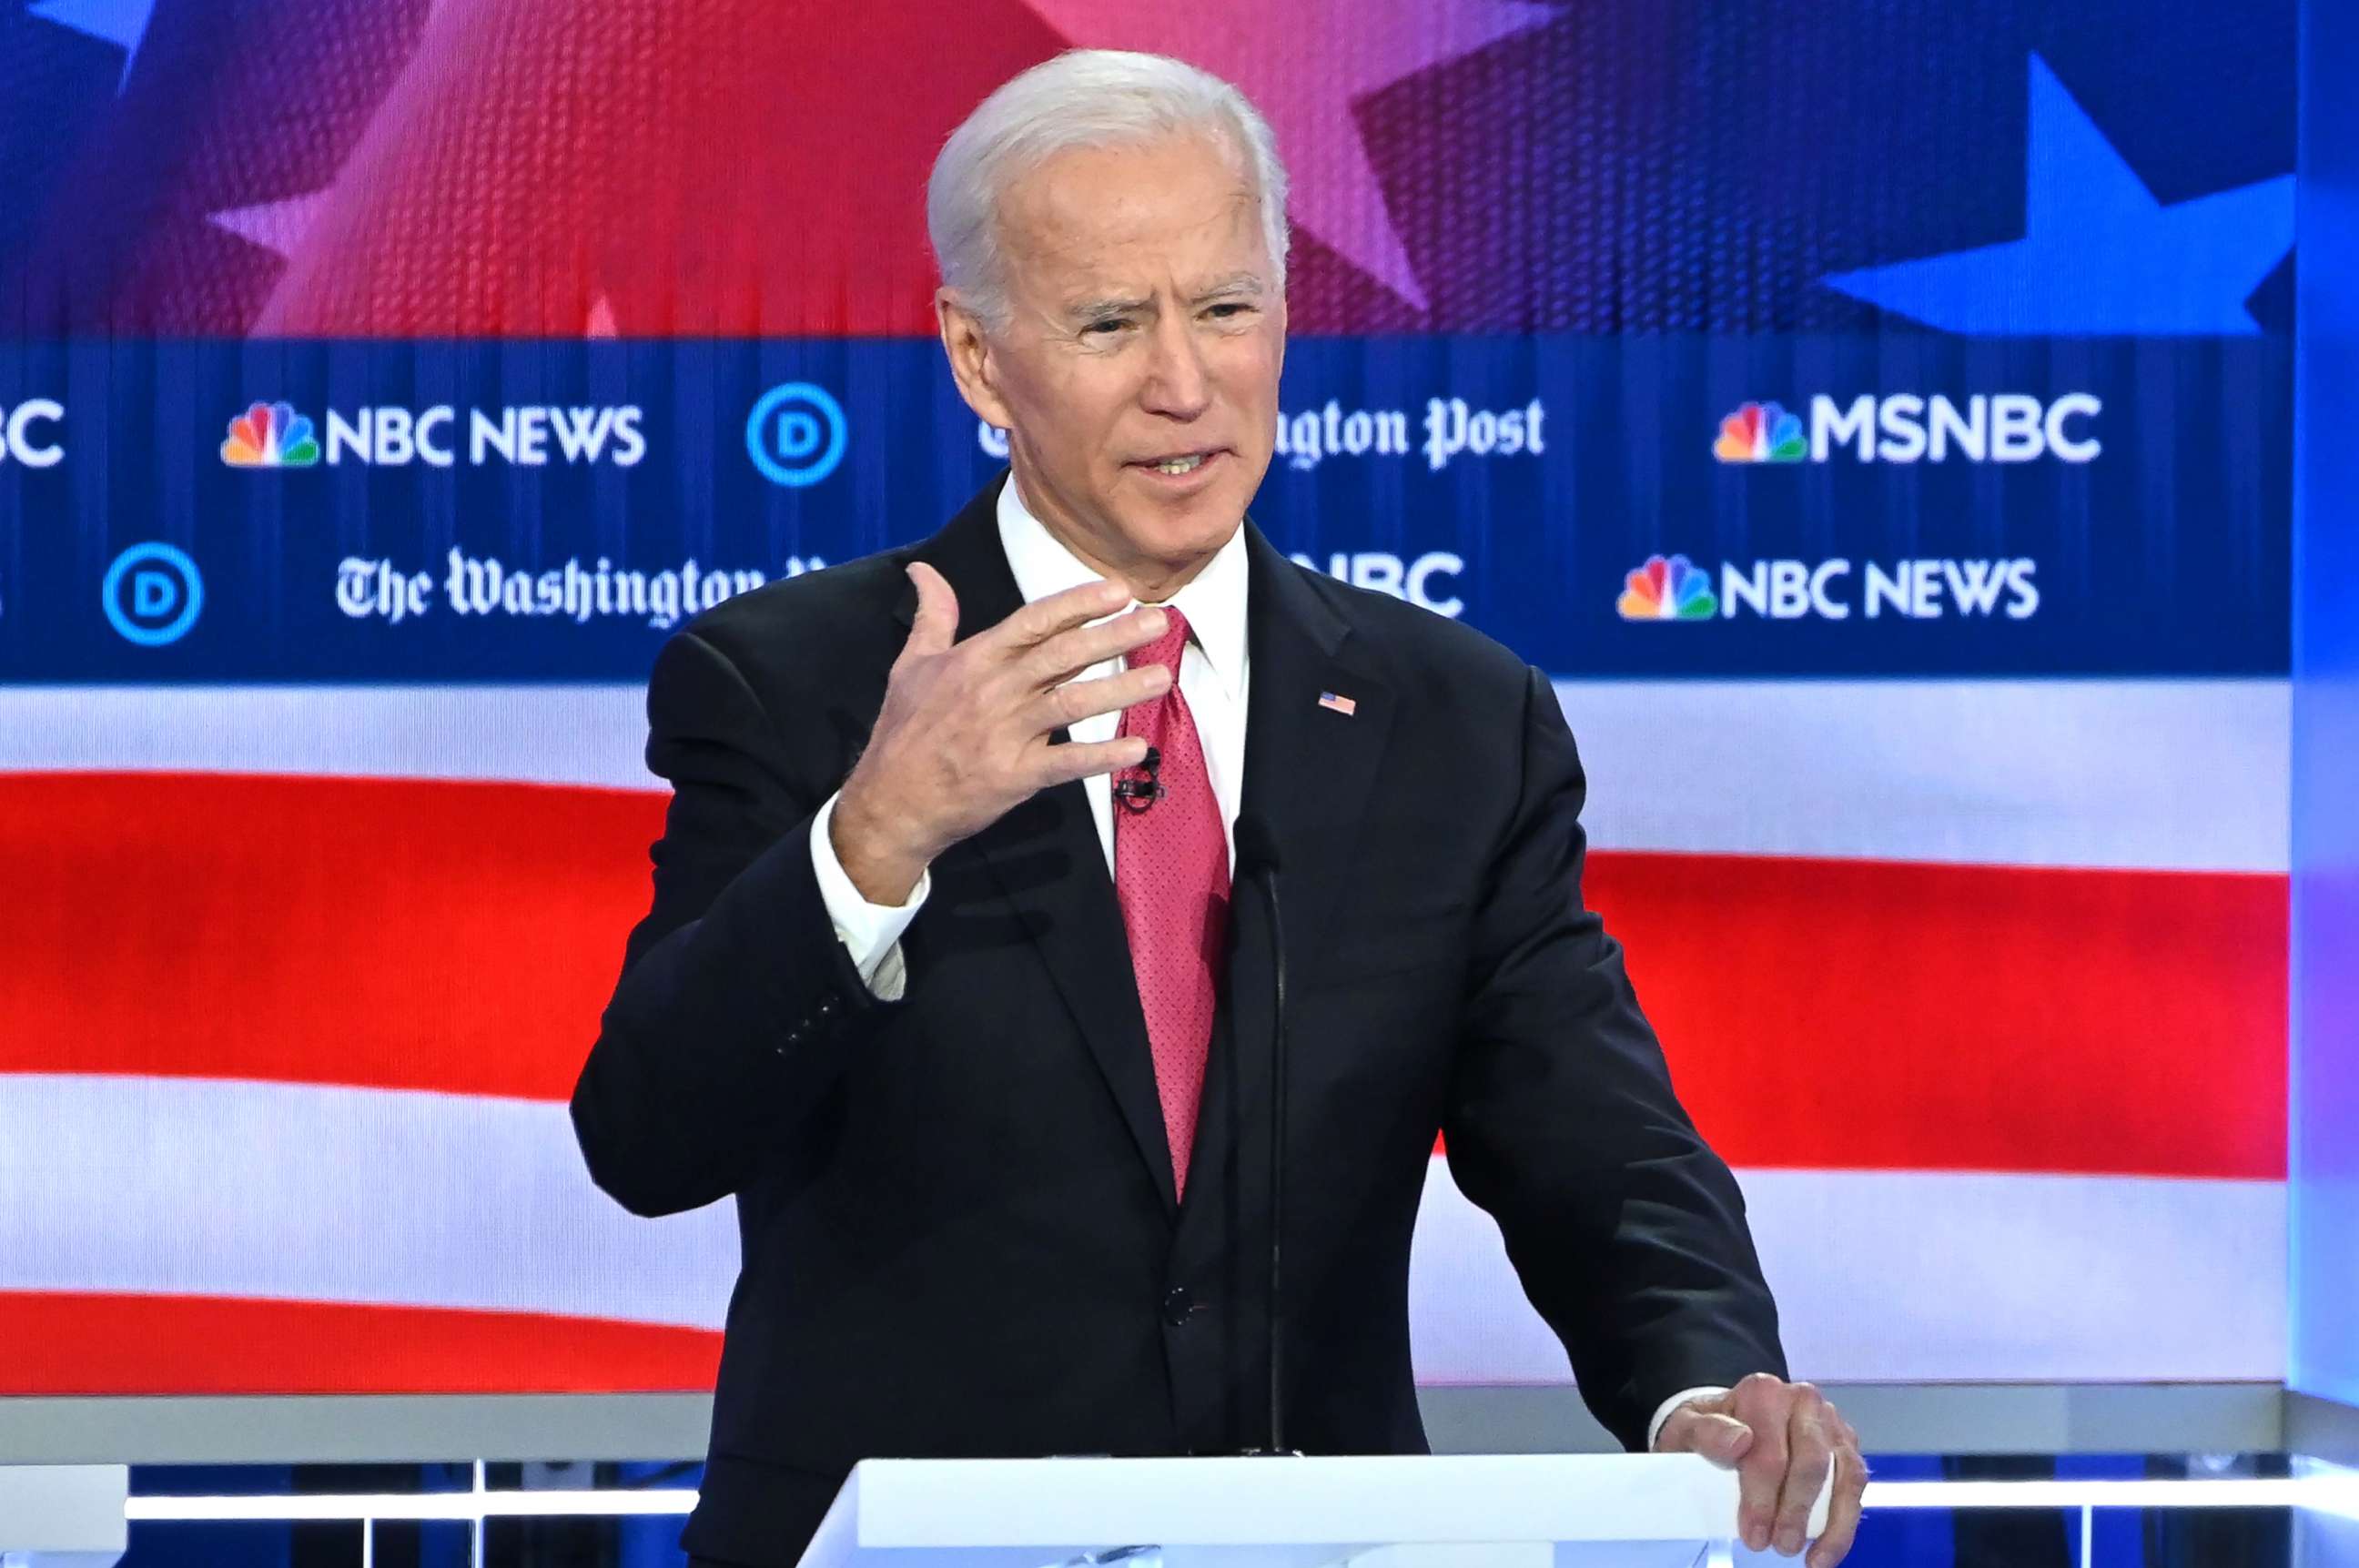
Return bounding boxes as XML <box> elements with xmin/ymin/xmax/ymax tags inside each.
<box><xmin>1140</xmin><ymin>312</ymin><xmax>1212</xmax><ymax>419</ymax></box>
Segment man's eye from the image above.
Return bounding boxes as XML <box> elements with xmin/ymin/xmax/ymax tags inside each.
<box><xmin>1083</xmin><ymin>319</ymin><xmax>1129</xmax><ymax>336</ymax></box>
<box><xmin>1206</xmin><ymin>304</ymin><xmax>1251</xmax><ymax>319</ymax></box>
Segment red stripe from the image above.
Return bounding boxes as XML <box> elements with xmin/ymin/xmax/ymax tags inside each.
<box><xmin>1586</xmin><ymin>852</ymin><xmax>2286</xmax><ymax>1180</ymax></box>
<box><xmin>0</xmin><ymin>772</ymin><xmax>662</xmax><ymax>1101</ymax></box>
<box><xmin>0</xmin><ymin>774</ymin><xmax>2285</xmax><ymax>1177</ymax></box>
<box><xmin>0</xmin><ymin>1290</ymin><xmax>718</xmax><ymax>1394</ymax></box>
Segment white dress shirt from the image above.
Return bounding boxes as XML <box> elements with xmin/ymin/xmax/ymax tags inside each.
<box><xmin>804</xmin><ymin>474</ymin><xmax>1724</xmax><ymax>1451</ymax></box>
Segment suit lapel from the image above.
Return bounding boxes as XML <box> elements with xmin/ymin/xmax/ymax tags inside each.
<box><xmin>899</xmin><ymin>477</ymin><xmax>1180</xmax><ymax>1219</ymax></box>
<box><xmin>1179</xmin><ymin>524</ymin><xmax>1396</xmax><ymax>1237</ymax></box>
<box><xmin>1232</xmin><ymin>521</ymin><xmax>1396</xmax><ymax>980</ymax></box>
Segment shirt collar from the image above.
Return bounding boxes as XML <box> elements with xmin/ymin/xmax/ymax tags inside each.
<box><xmin>995</xmin><ymin>470</ymin><xmax>1250</xmax><ymax>703</ymax></box>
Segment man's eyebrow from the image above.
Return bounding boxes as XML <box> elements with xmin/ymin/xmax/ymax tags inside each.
<box><xmin>1068</xmin><ymin>295</ymin><xmax>1151</xmax><ymax>322</ymax></box>
<box><xmin>1195</xmin><ymin>274</ymin><xmax>1266</xmax><ymax>300</ymax></box>
<box><xmin>1064</xmin><ymin>276</ymin><xmax>1267</xmax><ymax>320</ymax></box>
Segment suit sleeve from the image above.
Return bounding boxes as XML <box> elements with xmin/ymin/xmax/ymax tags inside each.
<box><xmin>1443</xmin><ymin>666</ymin><xmax>1786</xmax><ymax>1451</ymax></box>
<box><xmin>571</xmin><ymin>627</ymin><xmax>900</xmax><ymax>1218</ymax></box>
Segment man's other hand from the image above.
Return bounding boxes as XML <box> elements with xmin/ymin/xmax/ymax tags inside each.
<box><xmin>1655</xmin><ymin>1373</ymin><xmax>1866</xmax><ymax>1567</ymax></box>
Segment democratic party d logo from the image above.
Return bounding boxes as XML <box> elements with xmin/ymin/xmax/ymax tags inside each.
<box><xmin>221</xmin><ymin>401</ymin><xmax>320</xmax><ymax>467</ymax></box>
<box><xmin>1714</xmin><ymin>400</ymin><xmax>1805</xmax><ymax>463</ymax></box>
<box><xmin>1618</xmin><ymin>553</ymin><xmax>1717</xmax><ymax>622</ymax></box>
<box><xmin>103</xmin><ymin>542</ymin><xmax>205</xmax><ymax>646</ymax></box>
<box><xmin>745</xmin><ymin>382</ymin><xmax>847</xmax><ymax>487</ymax></box>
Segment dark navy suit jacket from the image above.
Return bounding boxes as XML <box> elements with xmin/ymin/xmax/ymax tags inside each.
<box><xmin>572</xmin><ymin>474</ymin><xmax>1784</xmax><ymax>1565</ymax></box>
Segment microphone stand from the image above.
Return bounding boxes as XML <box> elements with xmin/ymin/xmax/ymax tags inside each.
<box><xmin>1261</xmin><ymin>856</ymin><xmax>1288</xmax><ymax>1455</ymax></box>
<box><xmin>1230</xmin><ymin>815</ymin><xmax>1296</xmax><ymax>1457</ymax></box>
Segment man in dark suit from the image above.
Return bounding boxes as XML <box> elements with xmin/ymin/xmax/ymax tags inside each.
<box><xmin>572</xmin><ymin>47</ymin><xmax>1865</xmax><ymax>1568</ymax></box>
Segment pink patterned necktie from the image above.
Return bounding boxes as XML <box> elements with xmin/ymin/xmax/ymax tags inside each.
<box><xmin>1113</xmin><ymin>607</ymin><xmax>1230</xmax><ymax>1201</ymax></box>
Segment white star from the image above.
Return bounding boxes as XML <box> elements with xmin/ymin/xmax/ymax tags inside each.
<box><xmin>207</xmin><ymin>0</ymin><xmax>457</xmax><ymax>266</ymax></box>
<box><xmin>208</xmin><ymin>189</ymin><xmax>333</xmax><ymax>261</ymax></box>
<box><xmin>1022</xmin><ymin>0</ymin><xmax>1554</xmax><ymax>311</ymax></box>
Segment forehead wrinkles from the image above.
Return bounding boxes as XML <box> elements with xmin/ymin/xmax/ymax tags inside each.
<box><xmin>996</xmin><ymin>144</ymin><xmax>1265</xmax><ymax>301</ymax></box>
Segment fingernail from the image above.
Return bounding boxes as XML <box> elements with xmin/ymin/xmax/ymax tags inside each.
<box><xmin>1746</xmin><ymin>1523</ymin><xmax>1769</xmax><ymax>1552</ymax></box>
<box><xmin>1777</xmin><ymin>1529</ymin><xmax>1803</xmax><ymax>1556</ymax></box>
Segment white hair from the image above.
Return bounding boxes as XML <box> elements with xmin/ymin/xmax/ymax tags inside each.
<box><xmin>926</xmin><ymin>50</ymin><xmax>1291</xmax><ymax>329</ymax></box>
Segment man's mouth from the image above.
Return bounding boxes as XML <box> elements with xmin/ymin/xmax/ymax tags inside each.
<box><xmin>1131</xmin><ymin>449</ymin><xmax>1224</xmax><ymax>476</ymax></box>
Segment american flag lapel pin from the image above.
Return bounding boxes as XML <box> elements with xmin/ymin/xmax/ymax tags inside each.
<box><xmin>1317</xmin><ymin>691</ymin><xmax>1357</xmax><ymax>716</ymax></box>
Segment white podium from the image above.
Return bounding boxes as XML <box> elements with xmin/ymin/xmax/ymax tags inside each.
<box><xmin>795</xmin><ymin>1454</ymin><xmax>1827</xmax><ymax>1568</ymax></box>
<box><xmin>0</xmin><ymin>1464</ymin><xmax>128</xmax><ymax>1568</ymax></box>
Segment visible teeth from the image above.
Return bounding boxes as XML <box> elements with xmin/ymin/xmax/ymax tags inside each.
<box><xmin>1153</xmin><ymin>454</ymin><xmax>1205</xmax><ymax>474</ymax></box>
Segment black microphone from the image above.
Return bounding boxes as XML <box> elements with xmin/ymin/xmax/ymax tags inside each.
<box><xmin>1230</xmin><ymin>813</ymin><xmax>1293</xmax><ymax>1456</ymax></box>
<box><xmin>1112</xmin><ymin>745</ymin><xmax>1163</xmax><ymax>812</ymax></box>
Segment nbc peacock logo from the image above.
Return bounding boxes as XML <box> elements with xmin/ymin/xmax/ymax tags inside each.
<box><xmin>1618</xmin><ymin>553</ymin><xmax>1719</xmax><ymax>622</ymax></box>
<box><xmin>221</xmin><ymin>400</ymin><xmax>320</xmax><ymax>468</ymax></box>
<box><xmin>1714</xmin><ymin>400</ymin><xmax>1806</xmax><ymax>463</ymax></box>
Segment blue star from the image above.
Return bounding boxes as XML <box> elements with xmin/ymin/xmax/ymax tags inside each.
<box><xmin>1821</xmin><ymin>55</ymin><xmax>2293</xmax><ymax>335</ymax></box>
<box><xmin>27</xmin><ymin>0</ymin><xmax>158</xmax><ymax>95</ymax></box>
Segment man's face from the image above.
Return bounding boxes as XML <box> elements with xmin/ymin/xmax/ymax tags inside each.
<box><xmin>939</xmin><ymin>132</ymin><xmax>1286</xmax><ymax>595</ymax></box>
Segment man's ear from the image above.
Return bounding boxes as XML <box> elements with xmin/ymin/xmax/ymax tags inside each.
<box><xmin>937</xmin><ymin>288</ymin><xmax>1014</xmax><ymax>430</ymax></box>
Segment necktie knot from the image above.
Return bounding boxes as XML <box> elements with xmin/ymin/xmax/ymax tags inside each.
<box><xmin>1127</xmin><ymin>606</ymin><xmax>1193</xmax><ymax>680</ymax></box>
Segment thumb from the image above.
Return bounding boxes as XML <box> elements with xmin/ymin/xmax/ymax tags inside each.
<box><xmin>1660</xmin><ymin>1408</ymin><xmax>1756</xmax><ymax>1468</ymax></box>
<box><xmin>903</xmin><ymin>561</ymin><xmax>960</xmax><ymax>657</ymax></box>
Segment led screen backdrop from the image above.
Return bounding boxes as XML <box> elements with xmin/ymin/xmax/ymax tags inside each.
<box><xmin>0</xmin><ymin>0</ymin><xmax>2293</xmax><ymax>1396</ymax></box>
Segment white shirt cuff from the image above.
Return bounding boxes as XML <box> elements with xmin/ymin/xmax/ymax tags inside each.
<box><xmin>810</xmin><ymin>791</ymin><xmax>929</xmax><ymax>1002</ymax></box>
<box><xmin>1648</xmin><ymin>1386</ymin><xmax>1731</xmax><ymax>1451</ymax></box>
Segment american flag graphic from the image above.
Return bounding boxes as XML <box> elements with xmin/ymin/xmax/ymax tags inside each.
<box><xmin>0</xmin><ymin>679</ymin><xmax>2289</xmax><ymax>1394</ymax></box>
<box><xmin>0</xmin><ymin>0</ymin><xmax>2294</xmax><ymax>1398</ymax></box>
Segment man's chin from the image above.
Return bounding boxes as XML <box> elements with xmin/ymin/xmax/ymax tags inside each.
<box><xmin>1114</xmin><ymin>491</ymin><xmax>1244</xmax><ymax>560</ymax></box>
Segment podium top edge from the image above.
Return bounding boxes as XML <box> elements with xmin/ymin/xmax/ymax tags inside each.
<box><xmin>846</xmin><ymin>1454</ymin><xmax>1717</xmax><ymax>1477</ymax></box>
<box><xmin>834</xmin><ymin>1452</ymin><xmax>1748</xmax><ymax>1550</ymax></box>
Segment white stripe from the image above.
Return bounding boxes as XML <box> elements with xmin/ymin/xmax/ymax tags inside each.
<box><xmin>0</xmin><ymin>1076</ymin><xmax>2287</xmax><ymax>1381</ymax></box>
<box><xmin>0</xmin><ymin>686</ymin><xmax>658</xmax><ymax>792</ymax></box>
<box><xmin>1553</xmin><ymin>679</ymin><xmax>2288</xmax><ymax>873</ymax></box>
<box><xmin>0</xmin><ymin>680</ymin><xmax>2288</xmax><ymax>872</ymax></box>
<box><xmin>0</xmin><ymin>1075</ymin><xmax>737</xmax><ymax>1327</ymax></box>
<box><xmin>1406</xmin><ymin>1160</ymin><xmax>2285</xmax><ymax>1383</ymax></box>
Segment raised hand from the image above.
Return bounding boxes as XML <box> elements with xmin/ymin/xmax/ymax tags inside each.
<box><xmin>830</xmin><ymin>561</ymin><xmax>1174</xmax><ymax>904</ymax></box>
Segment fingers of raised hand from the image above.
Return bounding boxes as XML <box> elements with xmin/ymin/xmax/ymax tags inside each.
<box><xmin>1035</xmin><ymin>663</ymin><xmax>1171</xmax><ymax>733</ymax></box>
<box><xmin>1032</xmin><ymin>734</ymin><xmax>1152</xmax><ymax>791</ymax></box>
<box><xmin>997</xmin><ymin>576</ymin><xmax>1135</xmax><ymax>652</ymax></box>
<box><xmin>901</xmin><ymin>561</ymin><xmax>961</xmax><ymax>657</ymax></box>
<box><xmin>1022</xmin><ymin>604</ymin><xmax>1170</xmax><ymax>690</ymax></box>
